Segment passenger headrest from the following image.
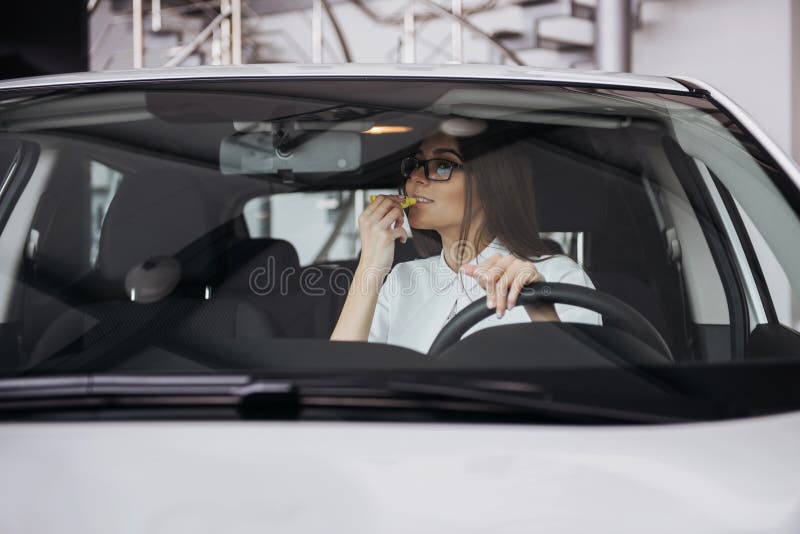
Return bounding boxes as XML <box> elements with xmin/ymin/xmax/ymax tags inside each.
<box><xmin>26</xmin><ymin>182</ymin><xmax>91</xmax><ymax>285</ymax></box>
<box><xmin>217</xmin><ymin>238</ymin><xmax>301</xmax><ymax>291</ymax></box>
<box><xmin>528</xmin><ymin>142</ymin><xmax>610</xmax><ymax>232</ymax></box>
<box><xmin>97</xmin><ymin>173</ymin><xmax>218</xmax><ymax>287</ymax></box>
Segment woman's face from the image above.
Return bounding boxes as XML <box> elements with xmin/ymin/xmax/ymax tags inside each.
<box><xmin>404</xmin><ymin>132</ymin><xmax>479</xmax><ymax>234</ymax></box>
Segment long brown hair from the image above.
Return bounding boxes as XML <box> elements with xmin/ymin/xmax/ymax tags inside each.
<box><xmin>404</xmin><ymin>122</ymin><xmax>550</xmax><ymax>263</ymax></box>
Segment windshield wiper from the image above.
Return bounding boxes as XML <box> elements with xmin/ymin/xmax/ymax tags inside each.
<box><xmin>379</xmin><ymin>380</ymin><xmax>688</xmax><ymax>423</ymax></box>
<box><xmin>0</xmin><ymin>375</ymin><xmax>299</xmax><ymax>419</ymax></box>
<box><xmin>0</xmin><ymin>374</ymin><xmax>689</xmax><ymax>423</ymax></box>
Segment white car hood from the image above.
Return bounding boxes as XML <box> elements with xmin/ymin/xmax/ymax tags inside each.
<box><xmin>2</xmin><ymin>412</ymin><xmax>800</xmax><ymax>533</ymax></box>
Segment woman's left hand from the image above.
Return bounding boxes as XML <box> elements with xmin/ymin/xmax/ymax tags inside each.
<box><xmin>460</xmin><ymin>253</ymin><xmax>555</xmax><ymax>320</ymax></box>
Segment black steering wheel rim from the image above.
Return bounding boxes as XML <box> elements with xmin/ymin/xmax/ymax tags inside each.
<box><xmin>427</xmin><ymin>282</ymin><xmax>674</xmax><ymax>362</ymax></box>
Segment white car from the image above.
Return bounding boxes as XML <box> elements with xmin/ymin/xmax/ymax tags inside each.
<box><xmin>0</xmin><ymin>64</ymin><xmax>799</xmax><ymax>533</ymax></box>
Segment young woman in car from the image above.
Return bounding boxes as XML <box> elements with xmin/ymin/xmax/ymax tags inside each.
<box><xmin>331</xmin><ymin>124</ymin><xmax>600</xmax><ymax>353</ymax></box>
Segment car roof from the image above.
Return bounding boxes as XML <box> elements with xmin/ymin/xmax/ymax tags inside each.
<box><xmin>0</xmin><ymin>63</ymin><xmax>689</xmax><ymax>93</ymax></box>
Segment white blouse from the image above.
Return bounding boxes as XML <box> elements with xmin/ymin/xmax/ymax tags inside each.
<box><xmin>368</xmin><ymin>239</ymin><xmax>601</xmax><ymax>354</ymax></box>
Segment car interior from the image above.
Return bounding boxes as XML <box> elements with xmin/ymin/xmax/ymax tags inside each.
<box><xmin>0</xmin><ymin>79</ymin><xmax>799</xmax><ymax>373</ymax></box>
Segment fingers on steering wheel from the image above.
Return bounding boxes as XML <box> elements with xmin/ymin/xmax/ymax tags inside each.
<box><xmin>507</xmin><ymin>263</ymin><xmax>539</xmax><ymax>311</ymax></box>
<box><xmin>478</xmin><ymin>254</ymin><xmax>504</xmax><ymax>307</ymax></box>
<box><xmin>493</xmin><ymin>257</ymin><xmax>519</xmax><ymax>317</ymax></box>
<box><xmin>465</xmin><ymin>253</ymin><xmax>542</xmax><ymax>316</ymax></box>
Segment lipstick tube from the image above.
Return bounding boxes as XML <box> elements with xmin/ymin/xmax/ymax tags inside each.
<box><xmin>369</xmin><ymin>195</ymin><xmax>417</xmax><ymax>208</ymax></box>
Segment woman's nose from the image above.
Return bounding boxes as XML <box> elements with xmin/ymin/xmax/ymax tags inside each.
<box><xmin>410</xmin><ymin>164</ymin><xmax>427</xmax><ymax>184</ymax></box>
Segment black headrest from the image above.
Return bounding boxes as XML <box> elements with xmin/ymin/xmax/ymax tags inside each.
<box><xmin>529</xmin><ymin>142</ymin><xmax>610</xmax><ymax>232</ymax></box>
<box><xmin>27</xmin><ymin>183</ymin><xmax>91</xmax><ymax>285</ymax></box>
<box><xmin>218</xmin><ymin>237</ymin><xmax>301</xmax><ymax>291</ymax></box>
<box><xmin>97</xmin><ymin>173</ymin><xmax>218</xmax><ymax>287</ymax></box>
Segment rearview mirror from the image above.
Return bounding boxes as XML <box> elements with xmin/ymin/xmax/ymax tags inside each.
<box><xmin>219</xmin><ymin>131</ymin><xmax>362</xmax><ymax>175</ymax></box>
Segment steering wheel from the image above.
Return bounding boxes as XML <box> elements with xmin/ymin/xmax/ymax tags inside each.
<box><xmin>427</xmin><ymin>282</ymin><xmax>674</xmax><ymax>362</ymax></box>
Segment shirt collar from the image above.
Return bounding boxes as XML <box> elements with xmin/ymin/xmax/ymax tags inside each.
<box><xmin>475</xmin><ymin>238</ymin><xmax>509</xmax><ymax>264</ymax></box>
<box><xmin>437</xmin><ymin>237</ymin><xmax>509</xmax><ymax>269</ymax></box>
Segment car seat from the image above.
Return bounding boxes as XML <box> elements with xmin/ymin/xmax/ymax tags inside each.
<box><xmin>28</xmin><ymin>171</ymin><xmax>277</xmax><ymax>368</ymax></box>
<box><xmin>530</xmin><ymin>138</ymin><xmax>687</xmax><ymax>358</ymax></box>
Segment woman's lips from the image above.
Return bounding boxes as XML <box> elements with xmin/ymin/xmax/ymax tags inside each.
<box><xmin>410</xmin><ymin>195</ymin><xmax>433</xmax><ymax>204</ymax></box>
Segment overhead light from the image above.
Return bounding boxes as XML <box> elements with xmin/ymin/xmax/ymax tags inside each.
<box><xmin>439</xmin><ymin>117</ymin><xmax>487</xmax><ymax>136</ymax></box>
<box><xmin>361</xmin><ymin>125</ymin><xmax>413</xmax><ymax>135</ymax></box>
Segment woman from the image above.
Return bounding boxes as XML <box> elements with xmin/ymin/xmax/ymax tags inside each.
<box><xmin>331</xmin><ymin>123</ymin><xmax>600</xmax><ymax>354</ymax></box>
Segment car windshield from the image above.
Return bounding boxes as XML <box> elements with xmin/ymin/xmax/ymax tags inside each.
<box><xmin>1</xmin><ymin>77</ymin><xmax>799</xmax><ymax>421</ymax></box>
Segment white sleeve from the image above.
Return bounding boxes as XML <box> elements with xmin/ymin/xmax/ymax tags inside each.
<box><xmin>552</xmin><ymin>266</ymin><xmax>603</xmax><ymax>325</ymax></box>
<box><xmin>368</xmin><ymin>271</ymin><xmax>392</xmax><ymax>343</ymax></box>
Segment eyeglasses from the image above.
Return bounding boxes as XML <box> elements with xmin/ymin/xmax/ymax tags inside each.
<box><xmin>400</xmin><ymin>156</ymin><xmax>463</xmax><ymax>181</ymax></box>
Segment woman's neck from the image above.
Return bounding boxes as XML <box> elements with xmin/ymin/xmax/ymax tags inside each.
<box><xmin>439</xmin><ymin>227</ymin><xmax>493</xmax><ymax>272</ymax></box>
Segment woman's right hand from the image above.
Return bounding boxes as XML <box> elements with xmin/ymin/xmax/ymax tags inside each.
<box><xmin>357</xmin><ymin>195</ymin><xmax>409</xmax><ymax>272</ymax></box>
<box><xmin>331</xmin><ymin>195</ymin><xmax>407</xmax><ymax>342</ymax></box>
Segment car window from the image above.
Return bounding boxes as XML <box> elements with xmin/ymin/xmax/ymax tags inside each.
<box><xmin>89</xmin><ymin>160</ymin><xmax>124</xmax><ymax>266</ymax></box>
<box><xmin>246</xmin><ymin>188</ymin><xmax>404</xmax><ymax>265</ymax></box>
<box><xmin>0</xmin><ymin>78</ymin><xmax>799</xmax><ymax>419</ymax></box>
<box><xmin>247</xmin><ymin>189</ymin><xmax>581</xmax><ymax>267</ymax></box>
<box><xmin>731</xmin><ymin>192</ymin><xmax>799</xmax><ymax>331</ymax></box>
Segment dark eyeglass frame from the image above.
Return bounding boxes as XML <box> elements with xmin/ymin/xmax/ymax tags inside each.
<box><xmin>400</xmin><ymin>156</ymin><xmax>464</xmax><ymax>181</ymax></box>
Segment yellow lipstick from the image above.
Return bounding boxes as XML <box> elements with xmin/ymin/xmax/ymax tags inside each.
<box><xmin>369</xmin><ymin>195</ymin><xmax>417</xmax><ymax>208</ymax></box>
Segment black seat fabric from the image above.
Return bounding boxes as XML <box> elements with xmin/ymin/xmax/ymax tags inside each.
<box><xmin>527</xmin><ymin>138</ymin><xmax>687</xmax><ymax>357</ymax></box>
<box><xmin>97</xmin><ymin>172</ymin><xmax>220</xmax><ymax>290</ymax></box>
<box><xmin>218</xmin><ymin>238</ymin><xmax>301</xmax><ymax>290</ymax></box>
<box><xmin>30</xmin><ymin>173</ymin><xmax>278</xmax><ymax>367</ymax></box>
<box><xmin>216</xmin><ymin>237</ymin><xmax>327</xmax><ymax>337</ymax></box>
<box><xmin>392</xmin><ymin>238</ymin><xmax>424</xmax><ymax>266</ymax></box>
<box><xmin>29</xmin><ymin>297</ymin><xmax>276</xmax><ymax>368</ymax></box>
<box><xmin>541</xmin><ymin>237</ymin><xmax>565</xmax><ymax>256</ymax></box>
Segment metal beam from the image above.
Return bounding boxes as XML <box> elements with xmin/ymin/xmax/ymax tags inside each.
<box><xmin>151</xmin><ymin>0</ymin><xmax>162</xmax><ymax>32</ymax></box>
<box><xmin>133</xmin><ymin>0</ymin><xmax>144</xmax><ymax>67</ymax></box>
<box><xmin>403</xmin><ymin>4</ymin><xmax>415</xmax><ymax>63</ymax></box>
<box><xmin>221</xmin><ymin>0</ymin><xmax>232</xmax><ymax>64</ymax></box>
<box><xmin>312</xmin><ymin>0</ymin><xmax>324</xmax><ymax>63</ymax></box>
<box><xmin>595</xmin><ymin>0</ymin><xmax>632</xmax><ymax>72</ymax></box>
<box><xmin>231</xmin><ymin>0</ymin><xmax>242</xmax><ymax>64</ymax></box>
<box><xmin>451</xmin><ymin>0</ymin><xmax>463</xmax><ymax>62</ymax></box>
